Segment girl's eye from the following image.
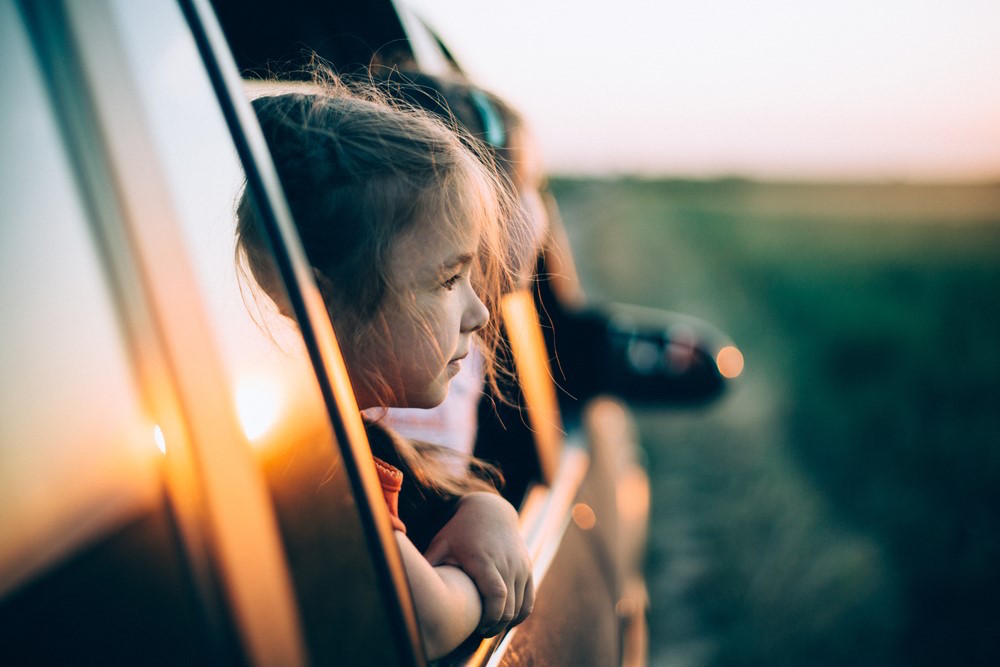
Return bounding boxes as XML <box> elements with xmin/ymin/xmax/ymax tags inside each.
<box><xmin>441</xmin><ymin>274</ymin><xmax>462</xmax><ymax>291</ymax></box>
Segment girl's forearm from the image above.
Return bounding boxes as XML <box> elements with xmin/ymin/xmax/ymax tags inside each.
<box><xmin>396</xmin><ymin>532</ymin><xmax>482</xmax><ymax>659</ymax></box>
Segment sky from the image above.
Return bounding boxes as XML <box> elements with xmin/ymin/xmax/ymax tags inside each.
<box><xmin>403</xmin><ymin>0</ymin><xmax>1000</xmax><ymax>181</ymax></box>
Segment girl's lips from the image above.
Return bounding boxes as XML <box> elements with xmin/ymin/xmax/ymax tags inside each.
<box><xmin>447</xmin><ymin>353</ymin><xmax>467</xmax><ymax>375</ymax></box>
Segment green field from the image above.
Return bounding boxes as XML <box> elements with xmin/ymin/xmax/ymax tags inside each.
<box><xmin>548</xmin><ymin>179</ymin><xmax>1000</xmax><ymax>666</ymax></box>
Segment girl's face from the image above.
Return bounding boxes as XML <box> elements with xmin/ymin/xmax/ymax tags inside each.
<box><xmin>370</xmin><ymin>211</ymin><xmax>489</xmax><ymax>409</ymax></box>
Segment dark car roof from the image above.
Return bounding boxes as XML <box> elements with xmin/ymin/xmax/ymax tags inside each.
<box><xmin>211</xmin><ymin>0</ymin><xmax>412</xmax><ymax>77</ymax></box>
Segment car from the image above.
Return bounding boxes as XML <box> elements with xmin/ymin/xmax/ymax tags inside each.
<box><xmin>0</xmin><ymin>0</ymin><xmax>734</xmax><ymax>664</ymax></box>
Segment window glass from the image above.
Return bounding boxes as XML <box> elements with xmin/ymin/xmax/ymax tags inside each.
<box><xmin>105</xmin><ymin>1</ymin><xmax>401</xmax><ymax>663</ymax></box>
<box><xmin>0</xmin><ymin>0</ymin><xmax>160</xmax><ymax>600</ymax></box>
<box><xmin>0</xmin><ymin>3</ymin><xmax>223</xmax><ymax>662</ymax></box>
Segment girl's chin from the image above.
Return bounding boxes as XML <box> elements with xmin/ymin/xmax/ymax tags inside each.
<box><xmin>358</xmin><ymin>384</ymin><xmax>448</xmax><ymax>411</ymax></box>
<box><xmin>403</xmin><ymin>380</ymin><xmax>451</xmax><ymax>410</ymax></box>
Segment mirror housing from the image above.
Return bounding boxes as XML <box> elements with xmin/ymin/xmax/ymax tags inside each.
<box><xmin>542</xmin><ymin>300</ymin><xmax>739</xmax><ymax>408</ymax></box>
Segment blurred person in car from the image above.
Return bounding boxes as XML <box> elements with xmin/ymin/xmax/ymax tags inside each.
<box><xmin>234</xmin><ymin>77</ymin><xmax>533</xmax><ymax>658</ymax></box>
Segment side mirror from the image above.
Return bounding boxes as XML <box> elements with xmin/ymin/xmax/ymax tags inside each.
<box><xmin>541</xmin><ymin>300</ymin><xmax>741</xmax><ymax>408</ymax></box>
<box><xmin>598</xmin><ymin>302</ymin><xmax>740</xmax><ymax>402</ymax></box>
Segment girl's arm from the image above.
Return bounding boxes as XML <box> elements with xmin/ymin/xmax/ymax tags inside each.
<box><xmin>423</xmin><ymin>492</ymin><xmax>534</xmax><ymax>636</ymax></box>
<box><xmin>396</xmin><ymin>532</ymin><xmax>482</xmax><ymax>659</ymax></box>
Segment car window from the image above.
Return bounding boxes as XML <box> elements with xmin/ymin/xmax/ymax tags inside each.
<box><xmin>0</xmin><ymin>0</ymin><xmax>160</xmax><ymax>598</ymax></box>
<box><xmin>0</xmin><ymin>2</ymin><xmax>226</xmax><ymax>661</ymax></box>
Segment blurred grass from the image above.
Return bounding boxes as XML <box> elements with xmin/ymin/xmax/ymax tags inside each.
<box><xmin>548</xmin><ymin>178</ymin><xmax>1000</xmax><ymax>666</ymax></box>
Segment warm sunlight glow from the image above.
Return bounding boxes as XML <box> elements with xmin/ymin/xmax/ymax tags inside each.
<box><xmin>236</xmin><ymin>375</ymin><xmax>283</xmax><ymax>442</ymax></box>
<box><xmin>717</xmin><ymin>346</ymin><xmax>745</xmax><ymax>379</ymax></box>
<box><xmin>153</xmin><ymin>425</ymin><xmax>166</xmax><ymax>455</ymax></box>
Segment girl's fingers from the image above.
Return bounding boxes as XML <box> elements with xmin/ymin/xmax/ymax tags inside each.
<box><xmin>477</xmin><ymin>568</ymin><xmax>508</xmax><ymax>635</ymax></box>
<box><xmin>500</xmin><ymin>577</ymin><xmax>517</xmax><ymax>627</ymax></box>
<box><xmin>513</xmin><ymin>572</ymin><xmax>534</xmax><ymax>626</ymax></box>
<box><xmin>485</xmin><ymin>568</ymin><xmax>527</xmax><ymax>636</ymax></box>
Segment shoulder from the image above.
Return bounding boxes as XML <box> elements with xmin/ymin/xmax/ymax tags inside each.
<box><xmin>364</xmin><ymin>418</ymin><xmax>460</xmax><ymax>552</ymax></box>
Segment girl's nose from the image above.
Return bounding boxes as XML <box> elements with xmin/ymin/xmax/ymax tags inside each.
<box><xmin>461</xmin><ymin>285</ymin><xmax>489</xmax><ymax>333</ymax></box>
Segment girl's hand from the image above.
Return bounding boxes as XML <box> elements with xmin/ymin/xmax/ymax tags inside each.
<box><xmin>423</xmin><ymin>492</ymin><xmax>535</xmax><ymax>636</ymax></box>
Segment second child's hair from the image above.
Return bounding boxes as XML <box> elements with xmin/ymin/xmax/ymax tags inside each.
<box><xmin>235</xmin><ymin>78</ymin><xmax>518</xmax><ymax>495</ymax></box>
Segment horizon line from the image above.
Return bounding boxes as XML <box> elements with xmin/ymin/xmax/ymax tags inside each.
<box><xmin>546</xmin><ymin>171</ymin><xmax>1000</xmax><ymax>187</ymax></box>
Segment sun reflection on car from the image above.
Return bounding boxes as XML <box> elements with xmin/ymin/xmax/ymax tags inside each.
<box><xmin>154</xmin><ymin>424</ymin><xmax>167</xmax><ymax>455</ymax></box>
<box><xmin>236</xmin><ymin>374</ymin><xmax>284</xmax><ymax>442</ymax></box>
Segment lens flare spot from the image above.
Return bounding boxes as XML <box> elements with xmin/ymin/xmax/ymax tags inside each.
<box><xmin>572</xmin><ymin>502</ymin><xmax>597</xmax><ymax>530</ymax></box>
<box><xmin>236</xmin><ymin>376</ymin><xmax>282</xmax><ymax>441</ymax></box>
<box><xmin>153</xmin><ymin>425</ymin><xmax>167</xmax><ymax>455</ymax></box>
<box><xmin>717</xmin><ymin>345</ymin><xmax>744</xmax><ymax>379</ymax></box>
<box><xmin>615</xmin><ymin>597</ymin><xmax>638</xmax><ymax>618</ymax></box>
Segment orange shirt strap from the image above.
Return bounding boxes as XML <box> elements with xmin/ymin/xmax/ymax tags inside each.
<box><xmin>373</xmin><ymin>456</ymin><xmax>407</xmax><ymax>533</ymax></box>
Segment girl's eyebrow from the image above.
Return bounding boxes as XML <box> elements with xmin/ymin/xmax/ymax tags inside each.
<box><xmin>440</xmin><ymin>253</ymin><xmax>475</xmax><ymax>271</ymax></box>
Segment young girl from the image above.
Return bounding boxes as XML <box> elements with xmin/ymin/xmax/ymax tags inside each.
<box><xmin>235</xmin><ymin>82</ymin><xmax>533</xmax><ymax>658</ymax></box>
